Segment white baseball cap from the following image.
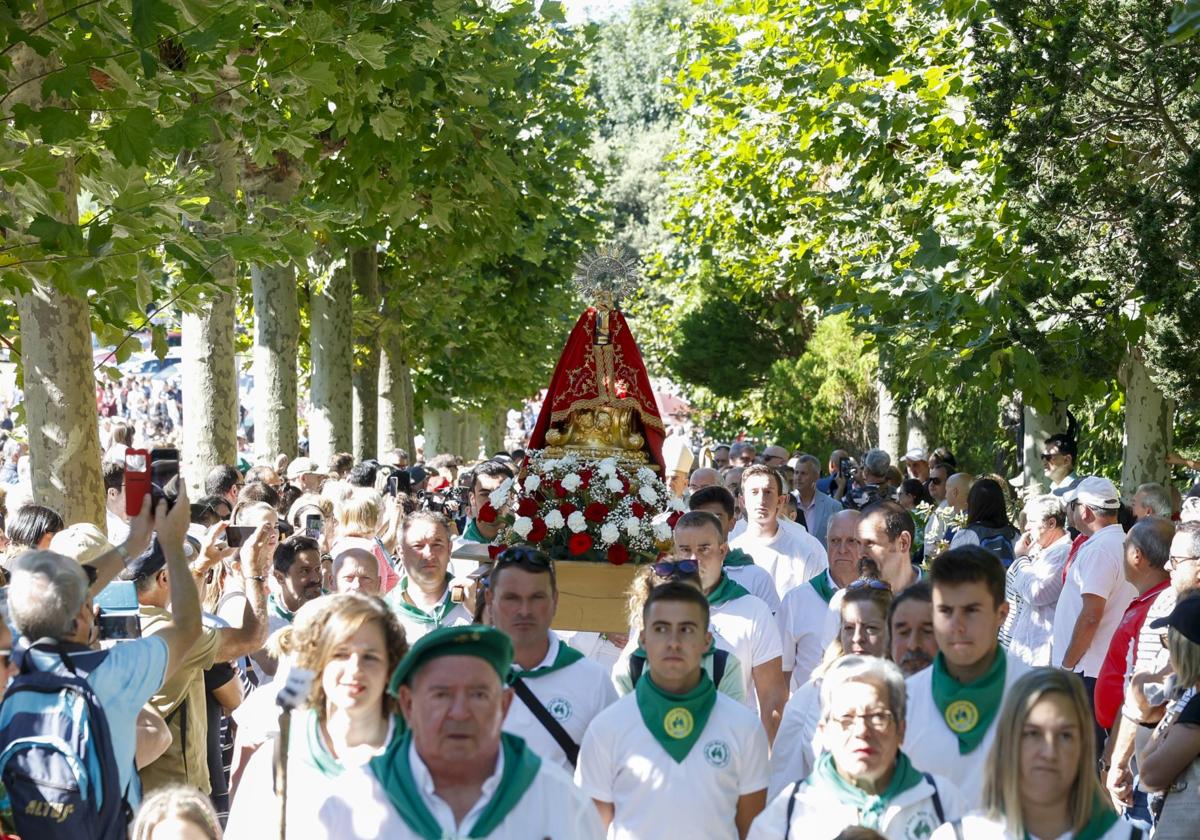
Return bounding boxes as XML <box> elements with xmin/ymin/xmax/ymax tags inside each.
<box><xmin>902</xmin><ymin>447</ymin><xmax>929</xmax><ymax>463</ymax></box>
<box><xmin>1065</xmin><ymin>476</ymin><xmax>1120</xmax><ymax>510</ymax></box>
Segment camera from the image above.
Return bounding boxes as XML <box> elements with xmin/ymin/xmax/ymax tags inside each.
<box><xmin>418</xmin><ymin>487</ymin><xmax>463</xmax><ymax>517</ymax></box>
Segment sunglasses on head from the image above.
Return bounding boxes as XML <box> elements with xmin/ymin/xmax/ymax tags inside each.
<box><xmin>652</xmin><ymin>559</ymin><xmax>699</xmax><ymax>578</ymax></box>
<box><xmin>495</xmin><ymin>546</ymin><xmax>552</xmax><ymax>569</ymax></box>
<box><xmin>846</xmin><ymin>577</ymin><xmax>891</xmax><ymax>592</ymax></box>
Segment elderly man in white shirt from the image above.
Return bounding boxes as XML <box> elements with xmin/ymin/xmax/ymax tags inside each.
<box><xmin>1001</xmin><ymin>493</ymin><xmax>1072</xmax><ymax>665</ymax></box>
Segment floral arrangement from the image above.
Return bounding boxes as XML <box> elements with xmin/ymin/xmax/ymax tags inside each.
<box><xmin>479</xmin><ymin>450</ymin><xmax>684</xmax><ymax>565</ymax></box>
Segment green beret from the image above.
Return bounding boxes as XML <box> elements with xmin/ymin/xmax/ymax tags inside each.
<box><xmin>389</xmin><ymin>624</ymin><xmax>514</xmax><ymax>695</ymax></box>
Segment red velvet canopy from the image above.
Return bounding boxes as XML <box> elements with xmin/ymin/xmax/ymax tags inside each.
<box><xmin>527</xmin><ymin>307</ymin><xmax>666</xmax><ymax>472</ymax></box>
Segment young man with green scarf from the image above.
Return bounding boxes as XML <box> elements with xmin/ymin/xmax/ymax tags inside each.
<box><xmin>902</xmin><ymin>545</ymin><xmax>1031</xmax><ymax>810</ymax></box>
<box><xmin>576</xmin><ymin>582</ymin><xmax>769</xmax><ymax>839</ymax></box>
<box><xmin>673</xmin><ymin>510</ymin><xmax>787</xmax><ymax>740</ymax></box>
<box><xmin>690</xmin><ymin>485</ymin><xmax>781</xmax><ymax>612</ymax></box>
<box><xmin>385</xmin><ymin>512</ymin><xmax>473</xmax><ymax>642</ymax></box>
<box><xmin>487</xmin><ymin>547</ymin><xmax>617</xmax><ymax>771</ymax></box>
<box><xmin>389</xmin><ymin>624</ymin><xmax>604</xmax><ymax>839</ymax></box>
<box><xmin>749</xmin><ymin>655</ymin><xmax>965</xmax><ymax>840</ymax></box>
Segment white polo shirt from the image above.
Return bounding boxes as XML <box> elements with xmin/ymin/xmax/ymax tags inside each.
<box><xmin>730</xmin><ymin>518</ymin><xmax>829</xmax><ymax>601</ymax></box>
<box><xmin>725</xmin><ymin>561</ymin><xmax>782</xmax><ymax>613</ymax></box>
<box><xmin>777</xmin><ymin>573</ymin><xmax>842</xmax><ymax>689</ymax></box>
<box><xmin>710</xmin><ymin>591</ymin><xmax>784</xmax><ymax>713</ymax></box>
<box><xmin>902</xmin><ymin>649</ymin><xmax>1031</xmax><ymax>810</ymax></box>
<box><xmin>767</xmin><ymin>677</ymin><xmax>824</xmax><ymax>800</ymax></box>
<box><xmin>503</xmin><ymin>632</ymin><xmax>618</xmax><ymax>771</ymax></box>
<box><xmin>1050</xmin><ymin>524</ymin><xmax>1137</xmax><ymax>676</ymax></box>
<box><xmin>576</xmin><ymin>690</ymin><xmax>770</xmax><ymax>840</ymax></box>
<box><xmin>931</xmin><ymin>813</ymin><xmax>1137</xmax><ymax>840</ymax></box>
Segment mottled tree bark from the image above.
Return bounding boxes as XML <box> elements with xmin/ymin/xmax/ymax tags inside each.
<box><xmin>1120</xmin><ymin>346</ymin><xmax>1172</xmax><ymax>492</ymax></box>
<box><xmin>309</xmin><ymin>262</ymin><xmax>354</xmax><ymax>467</ymax></box>
<box><xmin>251</xmin><ymin>263</ymin><xmax>299</xmax><ymax>461</ymax></box>
<box><xmin>351</xmin><ymin>248</ymin><xmax>379</xmax><ymax>461</ymax></box>
<box><xmin>1022</xmin><ymin>399</ymin><xmax>1069</xmax><ymax>493</ymax></box>
<box><xmin>876</xmin><ymin>378</ymin><xmax>904</xmax><ymax>464</ymax></box>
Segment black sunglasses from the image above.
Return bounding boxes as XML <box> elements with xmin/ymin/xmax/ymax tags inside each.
<box><xmin>495</xmin><ymin>546</ymin><xmax>552</xmax><ymax>569</ymax></box>
<box><xmin>652</xmin><ymin>559</ymin><xmax>699</xmax><ymax>578</ymax></box>
<box><xmin>846</xmin><ymin>577</ymin><xmax>891</xmax><ymax>592</ymax></box>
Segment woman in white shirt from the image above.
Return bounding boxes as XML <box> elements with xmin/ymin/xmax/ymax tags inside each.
<box><xmin>225</xmin><ymin>593</ymin><xmax>410</xmax><ymax>839</ymax></box>
<box><xmin>933</xmin><ymin>668</ymin><xmax>1138</xmax><ymax>840</ymax></box>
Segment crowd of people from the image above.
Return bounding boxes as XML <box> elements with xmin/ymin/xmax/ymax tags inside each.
<box><xmin>0</xmin><ymin>423</ymin><xmax>1197</xmax><ymax>840</ymax></box>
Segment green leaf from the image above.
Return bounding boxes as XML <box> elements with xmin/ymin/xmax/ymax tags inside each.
<box><xmin>131</xmin><ymin>0</ymin><xmax>177</xmax><ymax>45</ymax></box>
<box><xmin>346</xmin><ymin>33</ymin><xmax>390</xmax><ymax>69</ymax></box>
<box><xmin>102</xmin><ymin>107</ymin><xmax>158</xmax><ymax>166</ymax></box>
<box><xmin>540</xmin><ymin>1</ymin><xmax>566</xmax><ymax>24</ymax></box>
<box><xmin>291</xmin><ymin>62</ymin><xmax>339</xmax><ymax>95</ymax></box>
<box><xmin>27</xmin><ymin>214</ymin><xmax>84</xmax><ymax>252</ymax></box>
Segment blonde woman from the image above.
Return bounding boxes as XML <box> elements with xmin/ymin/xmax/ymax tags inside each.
<box><xmin>224</xmin><ymin>593</ymin><xmax>410</xmax><ymax>838</ymax></box>
<box><xmin>331</xmin><ymin>488</ymin><xmax>399</xmax><ymax>593</ymax></box>
<box><xmin>131</xmin><ymin>785</ymin><xmax>222</xmax><ymax>840</ymax></box>
<box><xmin>932</xmin><ymin>668</ymin><xmax>1137</xmax><ymax>840</ymax></box>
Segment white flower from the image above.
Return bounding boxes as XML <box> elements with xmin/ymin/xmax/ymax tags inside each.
<box><xmin>669</xmin><ymin>496</ymin><xmax>686</xmax><ymax>512</ymax></box>
<box><xmin>623</xmin><ymin>516</ymin><xmax>641</xmax><ymax>536</ymax></box>
<box><xmin>512</xmin><ymin>517</ymin><xmax>533</xmax><ymax>539</ymax></box>
<box><xmin>638</xmin><ymin>484</ymin><xmax>657</xmax><ymax>505</ymax></box>
<box><xmin>523</xmin><ymin>474</ymin><xmax>541</xmax><ymax>494</ymax></box>
<box><xmin>600</xmin><ymin>523</ymin><xmax>620</xmax><ymax>545</ymax></box>
<box><xmin>653</xmin><ymin>522</ymin><xmax>672</xmax><ymax>542</ymax></box>
<box><xmin>605</xmin><ymin>477</ymin><xmax>623</xmax><ymax>493</ymax></box>
<box><xmin>544</xmin><ymin>510</ymin><xmax>565</xmax><ymax>530</ymax></box>
<box><xmin>637</xmin><ymin>467</ymin><xmax>657</xmax><ymax>484</ymax></box>
<box><xmin>488</xmin><ymin>478</ymin><xmax>513</xmax><ymax>510</ymax></box>
<box><xmin>598</xmin><ymin>457</ymin><xmax>619</xmax><ymax>477</ymax></box>
<box><xmin>567</xmin><ymin>511</ymin><xmax>587</xmax><ymax>533</ymax></box>
<box><xmin>560</xmin><ymin>473</ymin><xmax>582</xmax><ymax>493</ymax></box>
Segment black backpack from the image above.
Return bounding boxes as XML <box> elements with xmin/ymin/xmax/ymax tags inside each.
<box><xmin>630</xmin><ymin>648</ymin><xmax>729</xmax><ymax>689</ymax></box>
<box><xmin>967</xmin><ymin>524</ymin><xmax>1018</xmax><ymax>568</ymax></box>
<box><xmin>0</xmin><ymin>639</ymin><xmax>130</xmax><ymax>840</ymax></box>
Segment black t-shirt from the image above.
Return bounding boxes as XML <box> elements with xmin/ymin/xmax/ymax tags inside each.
<box><xmin>1177</xmin><ymin>691</ymin><xmax>1200</xmax><ymax>727</ymax></box>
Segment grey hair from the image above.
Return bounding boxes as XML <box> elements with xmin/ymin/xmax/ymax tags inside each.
<box><xmin>1174</xmin><ymin>522</ymin><xmax>1200</xmax><ymax>559</ymax></box>
<box><xmin>820</xmin><ymin>654</ymin><xmax>907</xmax><ymax>726</ymax></box>
<box><xmin>1135</xmin><ymin>483</ymin><xmax>1173</xmax><ymax>518</ymax></box>
<box><xmin>796</xmin><ymin>454</ymin><xmax>820</xmax><ymax>472</ymax></box>
<box><xmin>1023</xmin><ymin>493</ymin><xmax>1066</xmax><ymax>530</ymax></box>
<box><xmin>8</xmin><ymin>550</ymin><xmax>89</xmax><ymax>640</ymax></box>
<box><xmin>863</xmin><ymin>448</ymin><xmax>891</xmax><ymax>478</ymax></box>
<box><xmin>1127</xmin><ymin>516</ymin><xmax>1175</xmax><ymax>570</ymax></box>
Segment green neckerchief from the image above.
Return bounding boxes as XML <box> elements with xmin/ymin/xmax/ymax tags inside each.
<box><xmin>634</xmin><ymin>671</ymin><xmax>717</xmax><ymax>763</ymax></box>
<box><xmin>462</xmin><ymin>518</ymin><xmax>490</xmax><ymax>544</ymax></box>
<box><xmin>268</xmin><ymin>593</ymin><xmax>295</xmax><ymax>624</ymax></box>
<box><xmin>808</xmin><ymin>571</ymin><xmax>838</xmax><ymax>604</ymax></box>
<box><xmin>1029</xmin><ymin>795</ymin><xmax>1118</xmax><ymax>840</ymax></box>
<box><xmin>707</xmin><ymin>572</ymin><xmax>751</xmax><ymax>608</ymax></box>
<box><xmin>373</xmin><ymin>730</ymin><xmax>541</xmax><ymax>840</ymax></box>
<box><xmin>387</xmin><ymin>576</ymin><xmax>458</xmax><ymax>627</ymax></box>
<box><xmin>930</xmin><ymin>648</ymin><xmax>1007</xmax><ymax>754</ymax></box>
<box><xmin>511</xmin><ymin>636</ymin><xmax>584</xmax><ymax>681</ymax></box>
<box><xmin>811</xmin><ymin>750</ymin><xmax>924</xmax><ymax>831</ymax></box>
<box><xmin>723</xmin><ymin>547</ymin><xmax>754</xmax><ymax>567</ymax></box>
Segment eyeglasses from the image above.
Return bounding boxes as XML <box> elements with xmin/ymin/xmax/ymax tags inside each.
<box><xmin>653</xmin><ymin>559</ymin><xmax>699</xmax><ymax>578</ymax></box>
<box><xmin>1166</xmin><ymin>555</ymin><xmax>1200</xmax><ymax>571</ymax></box>
<box><xmin>846</xmin><ymin>578</ymin><xmax>891</xmax><ymax>592</ymax></box>
<box><xmin>830</xmin><ymin>709</ymin><xmax>894</xmax><ymax>732</ymax></box>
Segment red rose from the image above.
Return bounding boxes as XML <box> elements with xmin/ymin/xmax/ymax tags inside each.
<box><xmin>583</xmin><ymin>501</ymin><xmax>608</xmax><ymax>523</ymax></box>
<box><xmin>517</xmin><ymin>496</ymin><xmax>539</xmax><ymax>517</ymax></box>
<box><xmin>478</xmin><ymin>502</ymin><xmax>498</xmax><ymax>523</ymax></box>
<box><xmin>487</xmin><ymin>544</ymin><xmax>505</xmax><ymax>560</ymax></box>
<box><xmin>631</xmin><ymin>502</ymin><xmax>646</xmax><ymax>519</ymax></box>
<box><xmin>579</xmin><ymin>469</ymin><xmax>594</xmax><ymax>485</ymax></box>
<box><xmin>554</xmin><ymin>481</ymin><xmax>567</xmax><ymax>498</ymax></box>
<box><xmin>568</xmin><ymin>533</ymin><xmax>593</xmax><ymax>556</ymax></box>
<box><xmin>667</xmin><ymin>511</ymin><xmax>683</xmax><ymax>529</ymax></box>
<box><xmin>558</xmin><ymin>501</ymin><xmax>577</xmax><ymax>516</ymax></box>
<box><xmin>527</xmin><ymin>518</ymin><xmax>548</xmax><ymax>543</ymax></box>
<box><xmin>607</xmin><ymin>544</ymin><xmax>629</xmax><ymax>565</ymax></box>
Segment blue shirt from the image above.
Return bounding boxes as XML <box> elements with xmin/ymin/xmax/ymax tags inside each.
<box><xmin>27</xmin><ymin>636</ymin><xmax>168</xmax><ymax>807</ymax></box>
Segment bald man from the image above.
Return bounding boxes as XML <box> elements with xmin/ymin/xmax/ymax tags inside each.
<box><xmin>761</xmin><ymin>445</ymin><xmax>790</xmax><ymax>468</ymax></box>
<box><xmin>689</xmin><ymin>467</ymin><xmax>721</xmax><ymax>494</ymax></box>
<box><xmin>945</xmin><ymin>473</ymin><xmax>973</xmax><ymax>514</ymax></box>
<box><xmin>332</xmin><ymin>547</ymin><xmax>381</xmax><ymax>595</ymax></box>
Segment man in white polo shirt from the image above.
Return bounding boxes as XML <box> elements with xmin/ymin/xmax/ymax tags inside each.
<box><xmin>1050</xmin><ymin>476</ymin><xmax>1137</xmax><ymax>726</ymax></box>
<box><xmin>776</xmin><ymin>509</ymin><xmax>863</xmax><ymax>690</ymax></box>
<box><xmin>691</xmin><ymin>485</ymin><xmax>780</xmax><ymax>612</ymax></box>
<box><xmin>576</xmin><ymin>582</ymin><xmax>769</xmax><ymax>840</ymax></box>
<box><xmin>384</xmin><ymin>511</ymin><xmax>473</xmax><ymax>642</ymax></box>
<box><xmin>488</xmin><ymin>546</ymin><xmax>617</xmax><ymax>772</ymax></box>
<box><xmin>903</xmin><ymin>545</ymin><xmax>1030</xmax><ymax>809</ymax></box>
<box><xmin>730</xmin><ymin>465</ymin><xmax>828</xmax><ymax>601</ymax></box>
<box><xmin>675</xmin><ymin>510</ymin><xmax>787</xmax><ymax>739</ymax></box>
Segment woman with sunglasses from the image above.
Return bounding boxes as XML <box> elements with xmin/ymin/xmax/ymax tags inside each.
<box><xmin>612</xmin><ymin>557</ymin><xmax>747</xmax><ymax>701</ymax></box>
<box><xmin>769</xmin><ymin>560</ymin><xmax>894</xmax><ymax>800</ymax></box>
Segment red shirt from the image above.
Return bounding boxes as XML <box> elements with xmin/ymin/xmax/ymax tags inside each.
<box><xmin>1093</xmin><ymin>578</ymin><xmax>1171</xmax><ymax>728</ymax></box>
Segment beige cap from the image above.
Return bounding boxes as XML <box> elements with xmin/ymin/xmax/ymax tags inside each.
<box><xmin>662</xmin><ymin>435</ymin><xmax>695</xmax><ymax>475</ymax></box>
<box><xmin>50</xmin><ymin>523</ymin><xmax>115</xmax><ymax>565</ymax></box>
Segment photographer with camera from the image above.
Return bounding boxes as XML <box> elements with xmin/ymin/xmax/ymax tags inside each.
<box><xmin>455</xmin><ymin>460</ymin><xmax>516</xmax><ymax>548</ymax></box>
<box><xmin>840</xmin><ymin>448</ymin><xmax>891</xmax><ymax>511</ymax></box>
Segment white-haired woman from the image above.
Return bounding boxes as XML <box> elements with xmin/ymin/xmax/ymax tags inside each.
<box><xmin>933</xmin><ymin>668</ymin><xmax>1138</xmax><ymax>840</ymax></box>
<box><xmin>1002</xmin><ymin>494</ymin><xmax>1072</xmax><ymax>666</ymax></box>
<box><xmin>750</xmin><ymin>655</ymin><xmax>963</xmax><ymax>840</ymax></box>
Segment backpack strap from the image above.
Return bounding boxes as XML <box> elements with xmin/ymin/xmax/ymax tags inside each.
<box><xmin>923</xmin><ymin>772</ymin><xmax>945</xmax><ymax>822</ymax></box>
<box><xmin>629</xmin><ymin>654</ymin><xmax>645</xmax><ymax>688</ymax></box>
<box><xmin>783</xmin><ymin>779</ymin><xmax>806</xmax><ymax>840</ymax></box>
<box><xmin>164</xmin><ymin>697</ymin><xmax>190</xmax><ymax>783</ymax></box>
<box><xmin>510</xmin><ymin>675</ymin><xmax>579</xmax><ymax>768</ymax></box>
<box><xmin>712</xmin><ymin>648</ymin><xmax>728</xmax><ymax>689</ymax></box>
